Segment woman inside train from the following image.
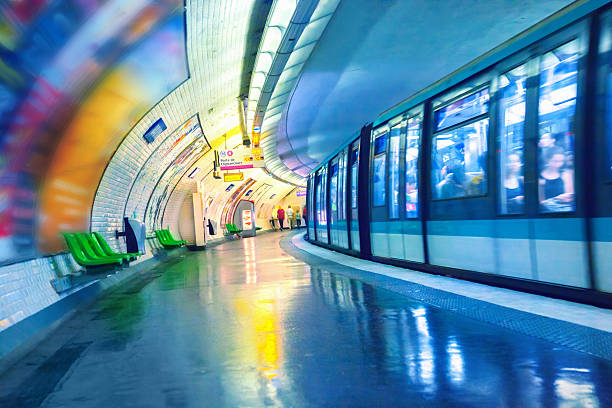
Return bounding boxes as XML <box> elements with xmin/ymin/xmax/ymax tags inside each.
<box><xmin>539</xmin><ymin>145</ymin><xmax>574</xmax><ymax>211</ymax></box>
<box><xmin>504</xmin><ymin>152</ymin><xmax>524</xmax><ymax>213</ymax></box>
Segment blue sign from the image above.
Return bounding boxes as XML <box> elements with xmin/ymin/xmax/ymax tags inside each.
<box><xmin>143</xmin><ymin>118</ymin><xmax>167</xmax><ymax>143</ymax></box>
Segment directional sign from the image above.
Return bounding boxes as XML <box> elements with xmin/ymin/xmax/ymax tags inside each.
<box><xmin>224</xmin><ymin>172</ymin><xmax>244</xmax><ymax>182</ymax></box>
<box><xmin>218</xmin><ymin>148</ymin><xmax>253</xmax><ymax>170</ymax></box>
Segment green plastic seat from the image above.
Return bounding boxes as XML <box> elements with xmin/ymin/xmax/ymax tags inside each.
<box><xmin>85</xmin><ymin>233</ymin><xmax>137</xmax><ymax>262</ymax></box>
<box><xmin>162</xmin><ymin>229</ymin><xmax>186</xmax><ymax>246</ymax></box>
<box><xmin>92</xmin><ymin>232</ymin><xmax>140</xmax><ymax>261</ymax></box>
<box><xmin>155</xmin><ymin>230</ymin><xmax>182</xmax><ymax>249</ymax></box>
<box><xmin>225</xmin><ymin>224</ymin><xmax>242</xmax><ymax>235</ymax></box>
<box><xmin>75</xmin><ymin>233</ymin><xmax>126</xmax><ymax>264</ymax></box>
<box><xmin>62</xmin><ymin>233</ymin><xmax>122</xmax><ymax>268</ymax></box>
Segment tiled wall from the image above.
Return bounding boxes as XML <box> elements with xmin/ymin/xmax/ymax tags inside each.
<box><xmin>0</xmin><ymin>254</ymin><xmax>82</xmax><ymax>332</ymax></box>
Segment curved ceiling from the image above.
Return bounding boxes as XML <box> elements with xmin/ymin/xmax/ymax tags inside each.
<box><xmin>0</xmin><ymin>0</ymin><xmax>579</xmax><ymax>262</ymax></box>
<box><xmin>277</xmin><ymin>0</ymin><xmax>574</xmax><ymax>176</ymax></box>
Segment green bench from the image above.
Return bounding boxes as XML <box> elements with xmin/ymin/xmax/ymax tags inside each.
<box><xmin>225</xmin><ymin>223</ymin><xmax>242</xmax><ymax>237</ymax></box>
<box><xmin>63</xmin><ymin>233</ymin><xmax>123</xmax><ymax>270</ymax></box>
<box><xmin>62</xmin><ymin>232</ymin><xmax>141</xmax><ymax>272</ymax></box>
<box><xmin>92</xmin><ymin>232</ymin><xmax>140</xmax><ymax>262</ymax></box>
<box><xmin>154</xmin><ymin>229</ymin><xmax>186</xmax><ymax>248</ymax></box>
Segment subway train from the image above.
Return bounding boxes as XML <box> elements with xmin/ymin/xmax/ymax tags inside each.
<box><xmin>305</xmin><ymin>3</ymin><xmax>612</xmax><ymax>307</ymax></box>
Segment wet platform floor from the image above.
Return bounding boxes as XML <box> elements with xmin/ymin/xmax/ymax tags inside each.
<box><xmin>0</xmin><ymin>231</ymin><xmax>610</xmax><ymax>407</ymax></box>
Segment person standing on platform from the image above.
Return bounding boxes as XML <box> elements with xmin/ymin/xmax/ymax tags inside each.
<box><xmin>287</xmin><ymin>206</ymin><xmax>294</xmax><ymax>229</ymax></box>
<box><xmin>271</xmin><ymin>206</ymin><xmax>278</xmax><ymax>230</ymax></box>
<box><xmin>303</xmin><ymin>206</ymin><xmax>307</xmax><ymax>226</ymax></box>
<box><xmin>277</xmin><ymin>207</ymin><xmax>285</xmax><ymax>230</ymax></box>
<box><xmin>296</xmin><ymin>207</ymin><xmax>301</xmax><ymax>228</ymax></box>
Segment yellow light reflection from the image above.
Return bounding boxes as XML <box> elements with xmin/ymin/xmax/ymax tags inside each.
<box><xmin>235</xmin><ymin>297</ymin><xmax>281</xmax><ymax>380</ymax></box>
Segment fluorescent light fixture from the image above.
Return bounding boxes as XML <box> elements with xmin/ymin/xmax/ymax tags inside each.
<box><xmin>187</xmin><ymin>167</ymin><xmax>200</xmax><ymax>178</ymax></box>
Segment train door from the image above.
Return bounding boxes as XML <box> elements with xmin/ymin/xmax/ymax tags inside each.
<box><xmin>329</xmin><ymin>157</ymin><xmax>340</xmax><ymax>246</ymax></box>
<box><xmin>403</xmin><ymin>113</ymin><xmax>425</xmax><ymax>262</ymax></box>
<box><xmin>337</xmin><ymin>148</ymin><xmax>349</xmax><ymax>249</ymax></box>
<box><xmin>307</xmin><ymin>174</ymin><xmax>315</xmax><ymax>239</ymax></box>
<box><xmin>494</xmin><ymin>23</ymin><xmax>590</xmax><ymax>287</ymax></box>
<box><xmin>315</xmin><ymin>165</ymin><xmax>329</xmax><ymax>244</ymax></box>
<box><xmin>370</xmin><ymin>112</ymin><xmax>425</xmax><ymax>261</ymax></box>
<box><xmin>348</xmin><ymin>140</ymin><xmax>360</xmax><ymax>251</ymax></box>
<box><xmin>370</xmin><ymin>125</ymin><xmax>391</xmax><ymax>257</ymax></box>
<box><xmin>529</xmin><ymin>26</ymin><xmax>590</xmax><ymax>288</ymax></box>
<box><xmin>592</xmin><ymin>12</ymin><xmax>612</xmax><ymax>292</ymax></box>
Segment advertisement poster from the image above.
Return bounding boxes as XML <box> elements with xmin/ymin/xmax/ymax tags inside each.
<box><xmin>242</xmin><ymin>210</ymin><xmax>253</xmax><ymax>230</ymax></box>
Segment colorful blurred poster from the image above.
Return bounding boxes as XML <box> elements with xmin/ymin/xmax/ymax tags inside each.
<box><xmin>0</xmin><ymin>0</ymin><xmax>187</xmax><ymax>262</ymax></box>
<box><xmin>38</xmin><ymin>14</ymin><xmax>188</xmax><ymax>253</ymax></box>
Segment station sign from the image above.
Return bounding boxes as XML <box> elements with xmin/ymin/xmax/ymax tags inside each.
<box><xmin>296</xmin><ymin>189</ymin><xmax>307</xmax><ymax>197</ymax></box>
<box><xmin>224</xmin><ymin>172</ymin><xmax>244</xmax><ymax>182</ymax></box>
<box><xmin>218</xmin><ymin>148</ymin><xmax>253</xmax><ymax>170</ymax></box>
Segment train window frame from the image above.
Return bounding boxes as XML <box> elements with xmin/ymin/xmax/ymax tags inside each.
<box><xmin>535</xmin><ymin>36</ymin><xmax>584</xmax><ymax>215</ymax></box>
<box><xmin>388</xmin><ymin>121</ymin><xmax>403</xmax><ymax>219</ymax></box>
<box><xmin>496</xmin><ymin>62</ymin><xmax>529</xmax><ymax>216</ymax></box>
<box><xmin>431</xmin><ymin>84</ymin><xmax>491</xmax><ymax>202</ymax></box>
<box><xmin>338</xmin><ymin>149</ymin><xmax>348</xmax><ymax>222</ymax></box>
<box><xmin>404</xmin><ymin>113</ymin><xmax>422</xmax><ymax>219</ymax></box>
<box><xmin>371</xmin><ymin>126</ymin><xmax>389</xmax><ymax>208</ymax></box>
<box><xmin>329</xmin><ymin>158</ymin><xmax>340</xmax><ymax>224</ymax></box>
<box><xmin>350</xmin><ymin>141</ymin><xmax>360</xmax><ymax>209</ymax></box>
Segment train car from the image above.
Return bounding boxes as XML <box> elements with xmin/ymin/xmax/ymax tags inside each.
<box><xmin>306</xmin><ymin>2</ymin><xmax>612</xmax><ymax>307</ymax></box>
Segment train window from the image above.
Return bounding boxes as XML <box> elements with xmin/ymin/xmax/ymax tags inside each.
<box><xmin>315</xmin><ymin>174</ymin><xmax>322</xmax><ymax>225</ymax></box>
<box><xmin>316</xmin><ymin>168</ymin><xmax>327</xmax><ymax>227</ymax></box>
<box><xmin>372</xmin><ymin>130</ymin><xmax>387</xmax><ymax>207</ymax></box>
<box><xmin>338</xmin><ymin>153</ymin><xmax>346</xmax><ymax>221</ymax></box>
<box><xmin>434</xmin><ymin>88</ymin><xmax>489</xmax><ymax>131</ymax></box>
<box><xmin>405</xmin><ymin>116</ymin><xmax>421</xmax><ymax>218</ymax></box>
<box><xmin>432</xmin><ymin>119</ymin><xmax>488</xmax><ymax>199</ymax></box>
<box><xmin>330</xmin><ymin>162</ymin><xmax>339</xmax><ymax>221</ymax></box>
<box><xmin>538</xmin><ymin>40</ymin><xmax>578</xmax><ymax>213</ymax></box>
<box><xmin>432</xmin><ymin>87</ymin><xmax>489</xmax><ymax>200</ymax></box>
<box><xmin>498</xmin><ymin>64</ymin><xmax>527</xmax><ymax>214</ymax></box>
<box><xmin>351</xmin><ymin>144</ymin><xmax>359</xmax><ymax>209</ymax></box>
<box><xmin>389</xmin><ymin>123</ymin><xmax>402</xmax><ymax>218</ymax></box>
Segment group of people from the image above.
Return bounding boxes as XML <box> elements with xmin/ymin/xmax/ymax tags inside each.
<box><xmin>271</xmin><ymin>205</ymin><xmax>306</xmax><ymax>230</ymax></box>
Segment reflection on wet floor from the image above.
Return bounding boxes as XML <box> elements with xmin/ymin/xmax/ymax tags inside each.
<box><xmin>0</xmin><ymin>231</ymin><xmax>610</xmax><ymax>407</ymax></box>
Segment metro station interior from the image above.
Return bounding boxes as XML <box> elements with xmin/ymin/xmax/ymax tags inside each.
<box><xmin>0</xmin><ymin>0</ymin><xmax>611</xmax><ymax>406</ymax></box>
